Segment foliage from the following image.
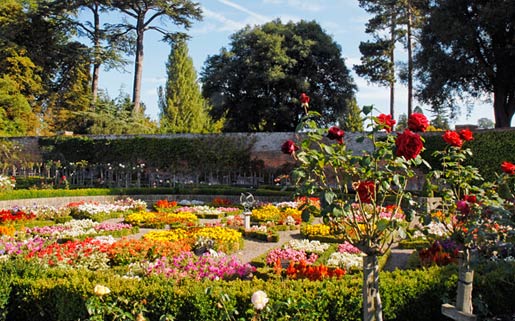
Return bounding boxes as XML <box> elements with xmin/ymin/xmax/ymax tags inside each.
<box><xmin>341</xmin><ymin>98</ymin><xmax>364</xmax><ymax>132</ymax></box>
<box><xmin>415</xmin><ymin>0</ymin><xmax>515</xmax><ymax>128</ymax></box>
<box><xmin>201</xmin><ymin>19</ymin><xmax>356</xmax><ymax>132</ymax></box>
<box><xmin>110</xmin><ymin>0</ymin><xmax>202</xmax><ymax>114</ymax></box>
<box><xmin>5</xmin><ymin>259</ymin><xmax>515</xmax><ymax>321</ymax></box>
<box><xmin>159</xmin><ymin>39</ymin><xmax>221</xmax><ymax>133</ymax></box>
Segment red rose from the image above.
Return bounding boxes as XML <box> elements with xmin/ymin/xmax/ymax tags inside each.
<box><xmin>376</xmin><ymin>114</ymin><xmax>396</xmax><ymax>133</ymax></box>
<box><xmin>408</xmin><ymin>113</ymin><xmax>429</xmax><ymax>132</ymax></box>
<box><xmin>501</xmin><ymin>161</ymin><xmax>515</xmax><ymax>175</ymax></box>
<box><xmin>459</xmin><ymin>129</ymin><xmax>474</xmax><ymax>141</ymax></box>
<box><xmin>300</xmin><ymin>93</ymin><xmax>310</xmax><ymax>105</ymax></box>
<box><xmin>463</xmin><ymin>195</ymin><xmax>477</xmax><ymax>203</ymax></box>
<box><xmin>355</xmin><ymin>181</ymin><xmax>375</xmax><ymax>204</ymax></box>
<box><xmin>395</xmin><ymin>129</ymin><xmax>424</xmax><ymax>160</ymax></box>
<box><xmin>442</xmin><ymin>130</ymin><xmax>463</xmax><ymax>147</ymax></box>
<box><xmin>281</xmin><ymin>140</ymin><xmax>299</xmax><ymax>155</ymax></box>
<box><xmin>327</xmin><ymin>126</ymin><xmax>345</xmax><ymax>144</ymax></box>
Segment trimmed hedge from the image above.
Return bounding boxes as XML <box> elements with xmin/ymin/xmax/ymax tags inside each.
<box><xmin>39</xmin><ymin>135</ymin><xmax>256</xmax><ymax>174</ymax></box>
<box><xmin>0</xmin><ymin>186</ymin><xmax>290</xmax><ymax>201</ymax></box>
<box><xmin>2</xmin><ymin>258</ymin><xmax>515</xmax><ymax>321</ymax></box>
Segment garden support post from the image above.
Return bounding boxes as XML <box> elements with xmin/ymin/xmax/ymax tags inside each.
<box><xmin>363</xmin><ymin>255</ymin><xmax>383</xmax><ymax>321</ymax></box>
<box><xmin>442</xmin><ymin>250</ymin><xmax>476</xmax><ymax>321</ymax></box>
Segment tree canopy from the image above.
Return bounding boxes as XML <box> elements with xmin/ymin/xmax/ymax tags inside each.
<box><xmin>201</xmin><ymin>20</ymin><xmax>357</xmax><ymax>132</ymax></box>
<box><xmin>415</xmin><ymin>0</ymin><xmax>515</xmax><ymax>128</ymax></box>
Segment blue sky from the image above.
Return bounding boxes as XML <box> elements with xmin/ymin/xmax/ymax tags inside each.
<box><xmin>91</xmin><ymin>0</ymin><xmax>495</xmax><ymax>127</ymax></box>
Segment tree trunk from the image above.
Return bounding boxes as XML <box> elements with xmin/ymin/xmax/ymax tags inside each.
<box><xmin>363</xmin><ymin>255</ymin><xmax>383</xmax><ymax>321</ymax></box>
<box><xmin>92</xmin><ymin>6</ymin><xmax>101</xmax><ymax>104</ymax></box>
<box><xmin>493</xmin><ymin>84</ymin><xmax>515</xmax><ymax>128</ymax></box>
<box><xmin>389</xmin><ymin>6</ymin><xmax>396</xmax><ymax>118</ymax></box>
<box><xmin>407</xmin><ymin>0</ymin><xmax>413</xmax><ymax>117</ymax></box>
<box><xmin>132</xmin><ymin>17</ymin><xmax>145</xmax><ymax>114</ymax></box>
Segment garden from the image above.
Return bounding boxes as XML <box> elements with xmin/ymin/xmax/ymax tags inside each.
<box><xmin>0</xmin><ymin>108</ymin><xmax>514</xmax><ymax>321</ymax></box>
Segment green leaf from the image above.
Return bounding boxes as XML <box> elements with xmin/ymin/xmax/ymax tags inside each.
<box><xmin>362</xmin><ymin>104</ymin><xmax>374</xmax><ymax>115</ymax></box>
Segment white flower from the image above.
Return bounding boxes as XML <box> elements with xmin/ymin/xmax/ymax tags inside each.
<box><xmin>93</xmin><ymin>284</ymin><xmax>111</xmax><ymax>296</ymax></box>
<box><xmin>251</xmin><ymin>290</ymin><xmax>269</xmax><ymax>310</ymax></box>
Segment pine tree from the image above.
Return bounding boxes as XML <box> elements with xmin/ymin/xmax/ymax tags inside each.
<box><xmin>342</xmin><ymin>98</ymin><xmax>364</xmax><ymax>132</ymax></box>
<box><xmin>159</xmin><ymin>40</ymin><xmax>212</xmax><ymax>133</ymax></box>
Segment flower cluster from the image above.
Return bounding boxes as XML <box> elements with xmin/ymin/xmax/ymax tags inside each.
<box><xmin>418</xmin><ymin>239</ymin><xmax>461</xmax><ymax>267</ymax></box>
<box><xmin>301</xmin><ymin>223</ymin><xmax>331</xmax><ymax>237</ymax></box>
<box><xmin>143</xmin><ymin>227</ymin><xmax>242</xmax><ymax>253</ymax></box>
<box><xmin>124</xmin><ymin>211</ymin><xmax>198</xmax><ymax>228</ymax></box>
<box><xmin>154</xmin><ymin>199</ymin><xmax>178</xmax><ymax>210</ymax></box>
<box><xmin>0</xmin><ymin>208</ymin><xmax>35</xmax><ymax>223</ymax></box>
<box><xmin>106</xmin><ymin>238</ymin><xmax>191</xmax><ymax>265</ymax></box>
<box><xmin>0</xmin><ymin>175</ymin><xmax>15</xmax><ymax>191</ymax></box>
<box><xmin>442</xmin><ymin>128</ymin><xmax>474</xmax><ymax>148</ymax></box>
<box><xmin>285</xmin><ymin>260</ymin><xmax>345</xmax><ymax>280</ymax></box>
<box><xmin>284</xmin><ymin>239</ymin><xmax>330</xmax><ymax>254</ymax></box>
<box><xmin>25</xmin><ymin>219</ymin><xmax>134</xmax><ymax>239</ymax></box>
<box><xmin>265</xmin><ymin>248</ymin><xmax>318</xmax><ymax>266</ymax></box>
<box><xmin>145</xmin><ymin>251</ymin><xmax>255</xmax><ymax>281</ymax></box>
<box><xmin>251</xmin><ymin>204</ymin><xmax>301</xmax><ymax>224</ymax></box>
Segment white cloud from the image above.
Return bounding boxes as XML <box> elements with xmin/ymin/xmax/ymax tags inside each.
<box><xmin>262</xmin><ymin>0</ymin><xmax>324</xmax><ymax>12</ymax></box>
<box><xmin>218</xmin><ymin>0</ymin><xmax>269</xmax><ymax>23</ymax></box>
<box><xmin>201</xmin><ymin>7</ymin><xmax>247</xmax><ymax>32</ymax></box>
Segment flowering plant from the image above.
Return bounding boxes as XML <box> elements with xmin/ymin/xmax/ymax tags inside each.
<box><xmin>291</xmin><ymin>108</ymin><xmax>427</xmax><ymax>256</ymax></box>
<box><xmin>0</xmin><ymin>175</ymin><xmax>15</xmax><ymax>192</ymax></box>
<box><xmin>288</xmin><ymin>105</ymin><xmax>430</xmax><ymax>320</ymax></box>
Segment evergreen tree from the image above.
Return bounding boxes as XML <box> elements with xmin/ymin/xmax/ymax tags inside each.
<box><xmin>111</xmin><ymin>0</ymin><xmax>202</xmax><ymax>114</ymax></box>
<box><xmin>159</xmin><ymin>40</ymin><xmax>215</xmax><ymax>133</ymax></box>
<box><xmin>342</xmin><ymin>98</ymin><xmax>364</xmax><ymax>132</ymax></box>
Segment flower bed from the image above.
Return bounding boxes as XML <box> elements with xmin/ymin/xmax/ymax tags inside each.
<box><xmin>143</xmin><ymin>226</ymin><xmax>243</xmax><ymax>254</ymax></box>
<box><xmin>25</xmin><ymin>219</ymin><xmax>137</xmax><ymax>240</ymax></box>
<box><xmin>175</xmin><ymin>205</ymin><xmax>241</xmax><ymax>219</ymax></box>
<box><xmin>124</xmin><ymin>211</ymin><xmax>198</xmax><ymax>228</ymax></box>
<box><xmin>67</xmin><ymin>198</ymin><xmax>147</xmax><ymax>222</ymax></box>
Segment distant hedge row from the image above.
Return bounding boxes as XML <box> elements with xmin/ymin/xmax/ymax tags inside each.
<box><xmin>39</xmin><ymin>135</ymin><xmax>258</xmax><ymax>173</ymax></box>
<box><xmin>38</xmin><ymin>129</ymin><xmax>515</xmax><ymax>180</ymax></box>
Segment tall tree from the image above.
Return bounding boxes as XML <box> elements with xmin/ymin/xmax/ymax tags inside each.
<box><xmin>201</xmin><ymin>20</ymin><xmax>357</xmax><ymax>132</ymax></box>
<box><xmin>158</xmin><ymin>40</ymin><xmax>214</xmax><ymax>133</ymax></box>
<box><xmin>111</xmin><ymin>0</ymin><xmax>202</xmax><ymax>114</ymax></box>
<box><xmin>356</xmin><ymin>0</ymin><xmax>427</xmax><ymax>117</ymax></box>
<box><xmin>415</xmin><ymin>0</ymin><xmax>515</xmax><ymax>128</ymax></box>
<box><xmin>69</xmin><ymin>0</ymin><xmax>133</xmax><ymax>103</ymax></box>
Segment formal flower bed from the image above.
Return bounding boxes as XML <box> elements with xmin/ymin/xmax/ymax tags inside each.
<box><xmin>175</xmin><ymin>205</ymin><xmax>241</xmax><ymax>219</ymax></box>
<box><xmin>143</xmin><ymin>226</ymin><xmax>242</xmax><ymax>253</ymax></box>
<box><xmin>24</xmin><ymin>219</ymin><xmax>137</xmax><ymax>240</ymax></box>
<box><xmin>0</xmin><ymin>208</ymin><xmax>36</xmax><ymax>223</ymax></box>
<box><xmin>145</xmin><ymin>251</ymin><xmax>255</xmax><ymax>281</ymax></box>
<box><xmin>67</xmin><ymin>198</ymin><xmax>147</xmax><ymax>221</ymax></box>
<box><xmin>251</xmin><ymin>203</ymin><xmax>302</xmax><ymax>225</ymax></box>
<box><xmin>124</xmin><ymin>211</ymin><xmax>198</xmax><ymax>228</ymax></box>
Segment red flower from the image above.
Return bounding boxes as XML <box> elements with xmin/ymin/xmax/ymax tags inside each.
<box><xmin>463</xmin><ymin>195</ymin><xmax>477</xmax><ymax>203</ymax></box>
<box><xmin>355</xmin><ymin>181</ymin><xmax>375</xmax><ymax>203</ymax></box>
<box><xmin>327</xmin><ymin>126</ymin><xmax>345</xmax><ymax>144</ymax></box>
<box><xmin>376</xmin><ymin>114</ymin><xmax>396</xmax><ymax>133</ymax></box>
<box><xmin>456</xmin><ymin>200</ymin><xmax>470</xmax><ymax>215</ymax></box>
<box><xmin>501</xmin><ymin>161</ymin><xmax>515</xmax><ymax>175</ymax></box>
<box><xmin>459</xmin><ymin>129</ymin><xmax>474</xmax><ymax>141</ymax></box>
<box><xmin>408</xmin><ymin>113</ymin><xmax>429</xmax><ymax>132</ymax></box>
<box><xmin>300</xmin><ymin>93</ymin><xmax>310</xmax><ymax>105</ymax></box>
<box><xmin>395</xmin><ymin>129</ymin><xmax>424</xmax><ymax>160</ymax></box>
<box><xmin>281</xmin><ymin>140</ymin><xmax>299</xmax><ymax>155</ymax></box>
<box><xmin>442</xmin><ymin>130</ymin><xmax>463</xmax><ymax>147</ymax></box>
